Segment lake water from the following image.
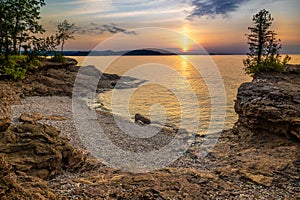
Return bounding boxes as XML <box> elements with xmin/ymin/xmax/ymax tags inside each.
<box><xmin>71</xmin><ymin>55</ymin><xmax>300</xmax><ymax>134</ymax></box>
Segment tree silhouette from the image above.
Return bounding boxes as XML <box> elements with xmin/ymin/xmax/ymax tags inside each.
<box><xmin>56</xmin><ymin>20</ymin><xmax>75</xmax><ymax>53</ymax></box>
<box><xmin>0</xmin><ymin>0</ymin><xmax>59</xmax><ymax>79</ymax></box>
<box><xmin>0</xmin><ymin>0</ymin><xmax>45</xmax><ymax>56</ymax></box>
<box><xmin>243</xmin><ymin>9</ymin><xmax>290</xmax><ymax>75</ymax></box>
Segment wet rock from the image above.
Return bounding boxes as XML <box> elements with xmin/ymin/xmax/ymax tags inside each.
<box><xmin>42</xmin><ymin>57</ymin><xmax>78</xmax><ymax>67</ymax></box>
<box><xmin>135</xmin><ymin>113</ymin><xmax>151</xmax><ymax>125</ymax></box>
<box><xmin>0</xmin><ymin>62</ymin><xmax>120</xmax><ymax>99</ymax></box>
<box><xmin>79</xmin><ymin>65</ymin><xmax>102</xmax><ymax>78</ymax></box>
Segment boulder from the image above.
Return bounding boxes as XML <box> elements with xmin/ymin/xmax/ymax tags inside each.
<box><xmin>135</xmin><ymin>113</ymin><xmax>151</xmax><ymax>125</ymax></box>
<box><xmin>234</xmin><ymin>69</ymin><xmax>300</xmax><ymax>140</ymax></box>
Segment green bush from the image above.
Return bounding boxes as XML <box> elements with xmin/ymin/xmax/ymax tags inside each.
<box><xmin>243</xmin><ymin>55</ymin><xmax>291</xmax><ymax>76</ymax></box>
<box><xmin>50</xmin><ymin>53</ymin><xmax>66</xmax><ymax>63</ymax></box>
<box><xmin>0</xmin><ymin>55</ymin><xmax>42</xmax><ymax>80</ymax></box>
<box><xmin>3</xmin><ymin>64</ymin><xmax>27</xmax><ymax>80</ymax></box>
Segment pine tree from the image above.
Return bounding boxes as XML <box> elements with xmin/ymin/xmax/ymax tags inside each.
<box><xmin>243</xmin><ymin>9</ymin><xmax>290</xmax><ymax>76</ymax></box>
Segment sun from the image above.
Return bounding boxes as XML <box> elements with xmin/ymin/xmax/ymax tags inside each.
<box><xmin>181</xmin><ymin>26</ymin><xmax>190</xmax><ymax>53</ymax></box>
<box><xmin>182</xmin><ymin>47</ymin><xmax>188</xmax><ymax>52</ymax></box>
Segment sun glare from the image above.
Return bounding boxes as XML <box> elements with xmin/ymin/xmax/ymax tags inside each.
<box><xmin>181</xmin><ymin>26</ymin><xmax>190</xmax><ymax>53</ymax></box>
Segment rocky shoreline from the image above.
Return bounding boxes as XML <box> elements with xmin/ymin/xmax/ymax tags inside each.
<box><xmin>0</xmin><ymin>60</ymin><xmax>299</xmax><ymax>199</ymax></box>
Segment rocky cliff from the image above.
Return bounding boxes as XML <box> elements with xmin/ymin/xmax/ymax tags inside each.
<box><xmin>234</xmin><ymin>64</ymin><xmax>300</xmax><ymax>140</ymax></box>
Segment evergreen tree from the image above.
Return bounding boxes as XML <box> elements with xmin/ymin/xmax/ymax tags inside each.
<box><xmin>243</xmin><ymin>9</ymin><xmax>290</xmax><ymax>75</ymax></box>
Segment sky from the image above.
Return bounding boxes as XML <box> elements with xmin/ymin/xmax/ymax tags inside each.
<box><xmin>40</xmin><ymin>0</ymin><xmax>300</xmax><ymax>54</ymax></box>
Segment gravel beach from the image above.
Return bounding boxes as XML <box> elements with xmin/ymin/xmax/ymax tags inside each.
<box><xmin>8</xmin><ymin>95</ymin><xmax>300</xmax><ymax>199</ymax></box>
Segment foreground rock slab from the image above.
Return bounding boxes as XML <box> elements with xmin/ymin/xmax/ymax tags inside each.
<box><xmin>0</xmin><ymin>123</ymin><xmax>88</xmax><ymax>179</ymax></box>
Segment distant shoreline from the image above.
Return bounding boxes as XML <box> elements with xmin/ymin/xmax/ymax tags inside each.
<box><xmin>62</xmin><ymin>52</ymin><xmax>247</xmax><ymax>56</ymax></box>
<box><xmin>57</xmin><ymin>50</ymin><xmax>300</xmax><ymax>57</ymax></box>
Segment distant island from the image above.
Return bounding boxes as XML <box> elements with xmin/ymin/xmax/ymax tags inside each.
<box><xmin>58</xmin><ymin>49</ymin><xmax>242</xmax><ymax>56</ymax></box>
<box><xmin>123</xmin><ymin>49</ymin><xmax>177</xmax><ymax>56</ymax></box>
<box><xmin>59</xmin><ymin>49</ymin><xmax>176</xmax><ymax>56</ymax></box>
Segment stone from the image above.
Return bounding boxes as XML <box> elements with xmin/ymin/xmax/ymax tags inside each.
<box><xmin>241</xmin><ymin>171</ymin><xmax>273</xmax><ymax>187</ymax></box>
<box><xmin>45</xmin><ymin>115</ymin><xmax>69</xmax><ymax>121</ymax></box>
<box><xmin>20</xmin><ymin>112</ymin><xmax>43</xmax><ymax>123</ymax></box>
<box><xmin>134</xmin><ymin>113</ymin><xmax>151</xmax><ymax>125</ymax></box>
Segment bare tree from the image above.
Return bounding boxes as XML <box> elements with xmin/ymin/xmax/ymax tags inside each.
<box><xmin>56</xmin><ymin>19</ymin><xmax>75</xmax><ymax>53</ymax></box>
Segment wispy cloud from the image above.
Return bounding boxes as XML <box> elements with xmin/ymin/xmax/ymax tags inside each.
<box><xmin>45</xmin><ymin>0</ymin><xmax>115</xmax><ymax>16</ymax></box>
<box><xmin>74</xmin><ymin>23</ymin><xmax>136</xmax><ymax>35</ymax></box>
<box><xmin>187</xmin><ymin>0</ymin><xmax>250</xmax><ymax>19</ymax></box>
<box><xmin>95</xmin><ymin>7</ymin><xmax>191</xmax><ymax>19</ymax></box>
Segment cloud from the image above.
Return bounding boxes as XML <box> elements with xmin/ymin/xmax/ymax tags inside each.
<box><xmin>100</xmin><ymin>24</ymin><xmax>136</xmax><ymax>35</ymax></box>
<box><xmin>187</xmin><ymin>0</ymin><xmax>249</xmax><ymax>19</ymax></box>
<box><xmin>45</xmin><ymin>0</ymin><xmax>115</xmax><ymax>17</ymax></box>
<box><xmin>74</xmin><ymin>23</ymin><xmax>136</xmax><ymax>35</ymax></box>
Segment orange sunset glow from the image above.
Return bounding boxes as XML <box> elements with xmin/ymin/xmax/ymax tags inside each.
<box><xmin>181</xmin><ymin>26</ymin><xmax>191</xmax><ymax>52</ymax></box>
<box><xmin>40</xmin><ymin>0</ymin><xmax>300</xmax><ymax>54</ymax></box>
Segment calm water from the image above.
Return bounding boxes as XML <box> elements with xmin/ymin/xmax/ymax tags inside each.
<box><xmin>72</xmin><ymin>55</ymin><xmax>300</xmax><ymax>134</ymax></box>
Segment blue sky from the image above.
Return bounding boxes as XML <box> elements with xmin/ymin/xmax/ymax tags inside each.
<box><xmin>40</xmin><ymin>0</ymin><xmax>300</xmax><ymax>53</ymax></box>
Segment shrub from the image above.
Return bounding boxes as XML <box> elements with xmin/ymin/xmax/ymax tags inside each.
<box><xmin>50</xmin><ymin>53</ymin><xmax>66</xmax><ymax>63</ymax></box>
<box><xmin>243</xmin><ymin>55</ymin><xmax>291</xmax><ymax>75</ymax></box>
<box><xmin>0</xmin><ymin>55</ymin><xmax>42</xmax><ymax>80</ymax></box>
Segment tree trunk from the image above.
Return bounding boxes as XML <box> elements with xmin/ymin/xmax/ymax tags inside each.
<box><xmin>12</xmin><ymin>16</ymin><xmax>20</xmax><ymax>55</ymax></box>
<box><xmin>4</xmin><ymin>36</ymin><xmax>9</xmax><ymax>63</ymax></box>
<box><xmin>257</xmin><ymin>15</ymin><xmax>263</xmax><ymax>65</ymax></box>
<box><xmin>61</xmin><ymin>40</ymin><xmax>64</xmax><ymax>55</ymax></box>
<box><xmin>0</xmin><ymin>27</ymin><xmax>3</xmax><ymax>54</ymax></box>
